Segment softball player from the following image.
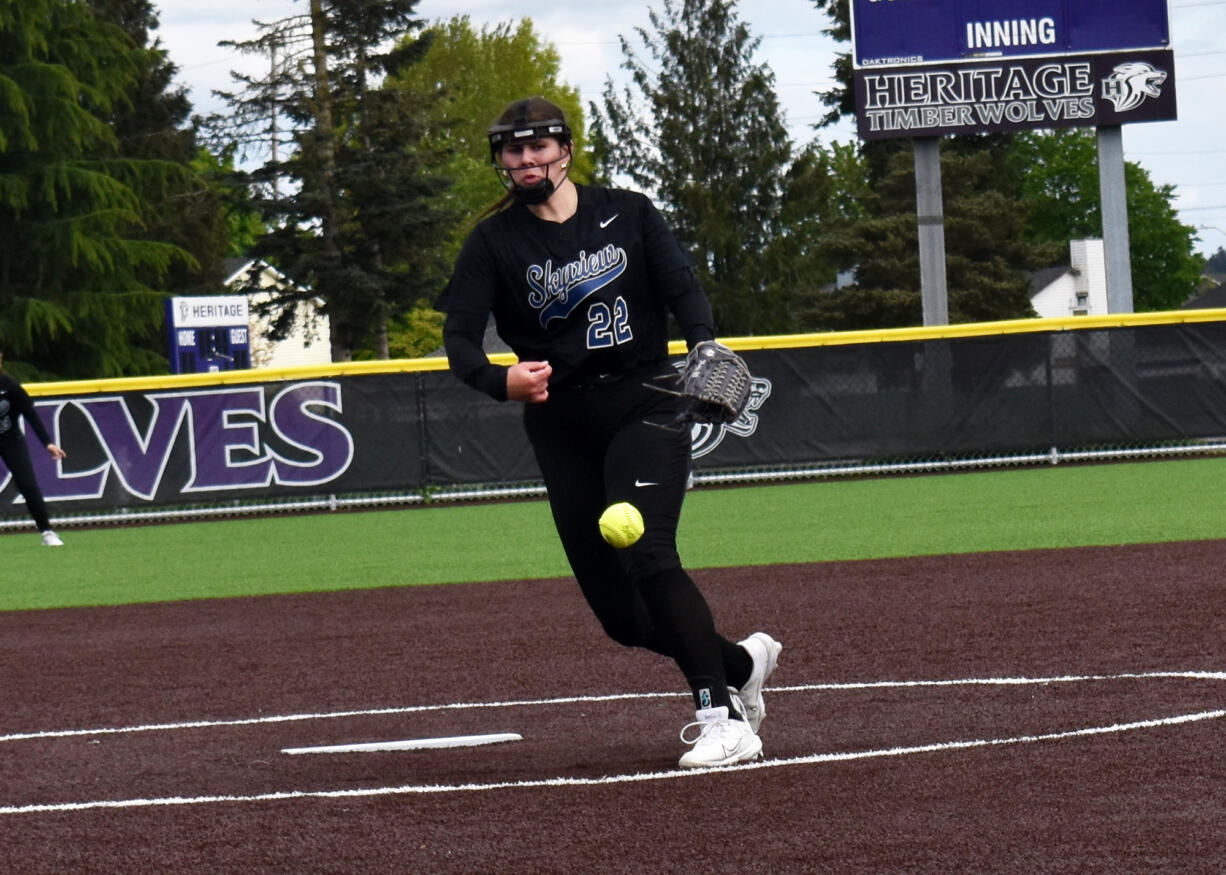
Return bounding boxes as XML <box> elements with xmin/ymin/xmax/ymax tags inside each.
<box><xmin>0</xmin><ymin>352</ymin><xmax>66</xmax><ymax>546</ymax></box>
<box><xmin>437</xmin><ymin>97</ymin><xmax>781</xmax><ymax>767</ymax></box>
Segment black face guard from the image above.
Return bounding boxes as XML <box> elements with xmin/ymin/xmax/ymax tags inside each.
<box><xmin>488</xmin><ymin>119</ymin><xmax>572</xmax><ymax>205</ymax></box>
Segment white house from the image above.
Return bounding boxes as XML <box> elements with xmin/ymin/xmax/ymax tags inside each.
<box><xmin>223</xmin><ymin>259</ymin><xmax>332</xmax><ymax>369</ymax></box>
<box><xmin>1030</xmin><ymin>239</ymin><xmax>1109</xmax><ymax>318</ymax></box>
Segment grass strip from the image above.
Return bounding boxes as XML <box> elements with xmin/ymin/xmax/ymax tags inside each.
<box><xmin>6</xmin><ymin>457</ymin><xmax>1222</xmax><ymax>611</ymax></box>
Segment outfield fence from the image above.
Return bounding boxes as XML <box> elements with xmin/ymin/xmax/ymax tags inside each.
<box><xmin>7</xmin><ymin>309</ymin><xmax>1226</xmax><ymax>530</ymax></box>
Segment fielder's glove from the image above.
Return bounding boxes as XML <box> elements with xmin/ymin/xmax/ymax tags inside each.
<box><xmin>675</xmin><ymin>340</ymin><xmax>752</xmax><ymax>424</ymax></box>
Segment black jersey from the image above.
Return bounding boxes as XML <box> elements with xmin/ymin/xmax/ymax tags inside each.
<box><xmin>438</xmin><ymin>184</ymin><xmax>715</xmax><ymax>400</ymax></box>
<box><xmin>0</xmin><ymin>374</ymin><xmax>52</xmax><ymax>447</ymax></box>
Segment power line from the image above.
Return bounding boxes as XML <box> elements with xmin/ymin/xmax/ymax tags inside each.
<box><xmin>1130</xmin><ymin>150</ymin><xmax>1226</xmax><ymax>156</ymax></box>
<box><xmin>555</xmin><ymin>31</ymin><xmax>830</xmax><ymax>47</ymax></box>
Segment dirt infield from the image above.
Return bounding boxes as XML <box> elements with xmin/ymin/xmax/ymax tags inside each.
<box><xmin>3</xmin><ymin>541</ymin><xmax>1225</xmax><ymax>873</ymax></box>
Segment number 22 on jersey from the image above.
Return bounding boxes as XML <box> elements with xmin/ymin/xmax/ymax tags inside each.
<box><xmin>587</xmin><ymin>297</ymin><xmax>633</xmax><ymax>349</ymax></box>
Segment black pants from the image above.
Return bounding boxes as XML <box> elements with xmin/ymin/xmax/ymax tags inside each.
<box><xmin>0</xmin><ymin>437</ymin><xmax>52</xmax><ymax>531</ymax></box>
<box><xmin>524</xmin><ymin>365</ymin><xmax>750</xmax><ymax>706</ymax></box>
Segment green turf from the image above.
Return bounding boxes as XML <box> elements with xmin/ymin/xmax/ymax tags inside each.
<box><xmin>6</xmin><ymin>456</ymin><xmax>1223</xmax><ymax>611</ymax></box>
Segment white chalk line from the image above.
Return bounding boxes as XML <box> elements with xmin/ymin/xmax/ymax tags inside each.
<box><xmin>3</xmin><ymin>669</ymin><xmax>1224</xmax><ymax>816</ymax></box>
<box><xmin>3</xmin><ymin>705</ymin><xmax>1224</xmax><ymax>816</ymax></box>
<box><xmin>0</xmin><ymin>691</ymin><xmax>680</xmax><ymax>744</ymax></box>
<box><xmin>5</xmin><ymin>670</ymin><xmax>1223</xmax><ymax>744</ymax></box>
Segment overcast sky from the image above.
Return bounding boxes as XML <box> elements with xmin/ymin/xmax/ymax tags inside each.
<box><xmin>153</xmin><ymin>0</ymin><xmax>1226</xmax><ymax>257</ymax></box>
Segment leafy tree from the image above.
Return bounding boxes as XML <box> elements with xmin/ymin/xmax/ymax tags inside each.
<box><xmin>591</xmin><ymin>0</ymin><xmax>834</xmax><ymax>336</ymax></box>
<box><xmin>380</xmin><ymin>304</ymin><xmax>444</xmax><ymax>359</ymax></box>
<box><xmin>211</xmin><ymin>0</ymin><xmax>457</xmax><ymax>360</ymax></box>
<box><xmin>390</xmin><ymin>16</ymin><xmax>591</xmax><ymax>248</ymax></box>
<box><xmin>0</xmin><ymin>0</ymin><xmax>194</xmax><ymax>378</ymax></box>
<box><xmin>1009</xmin><ymin>129</ymin><xmax>1201</xmax><ymax>311</ymax></box>
<box><xmin>1206</xmin><ymin>247</ymin><xmax>1226</xmax><ymax>274</ymax></box>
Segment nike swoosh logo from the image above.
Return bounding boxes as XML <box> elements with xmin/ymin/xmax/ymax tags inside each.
<box><xmin>634</xmin><ymin>479</ymin><xmax>660</xmax><ymax>487</ymax></box>
<box><xmin>600</xmin><ymin>214</ymin><xmax>620</xmax><ymax>228</ymax></box>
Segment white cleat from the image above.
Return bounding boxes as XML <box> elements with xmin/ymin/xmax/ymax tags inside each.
<box><xmin>41</xmin><ymin>530</ymin><xmax>64</xmax><ymax>547</ymax></box>
<box><xmin>730</xmin><ymin>632</ymin><xmax>782</xmax><ymax>733</ymax></box>
<box><xmin>678</xmin><ymin>705</ymin><xmax>762</xmax><ymax>769</ymax></box>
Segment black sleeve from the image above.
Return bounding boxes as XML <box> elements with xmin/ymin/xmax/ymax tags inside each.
<box><xmin>441</xmin><ymin>310</ymin><xmax>508</xmax><ymax>402</ymax></box>
<box><xmin>9</xmin><ymin>380</ymin><xmax>54</xmax><ymax>446</ymax></box>
<box><xmin>437</xmin><ymin>226</ymin><xmax>509</xmax><ymax>402</ymax></box>
<box><xmin>667</xmin><ymin>265</ymin><xmax>717</xmax><ymax>349</ymax></box>
<box><xmin>639</xmin><ymin>196</ymin><xmax>716</xmax><ymax>349</ymax></box>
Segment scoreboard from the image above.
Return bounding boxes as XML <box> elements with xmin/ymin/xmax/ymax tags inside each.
<box><xmin>851</xmin><ymin>0</ymin><xmax>1171</xmax><ymax>69</ymax></box>
<box><xmin>166</xmin><ymin>296</ymin><xmax>252</xmax><ymax>374</ymax></box>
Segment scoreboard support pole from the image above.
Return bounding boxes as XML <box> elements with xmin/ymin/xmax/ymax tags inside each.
<box><xmin>1096</xmin><ymin>125</ymin><xmax>1135</xmax><ymax>314</ymax></box>
<box><xmin>914</xmin><ymin>137</ymin><xmax>950</xmax><ymax>327</ymax></box>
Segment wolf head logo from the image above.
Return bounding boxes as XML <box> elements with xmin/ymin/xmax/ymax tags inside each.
<box><xmin>1101</xmin><ymin>62</ymin><xmax>1167</xmax><ymax>112</ymax></box>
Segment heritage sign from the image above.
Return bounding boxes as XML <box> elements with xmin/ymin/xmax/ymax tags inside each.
<box><xmin>849</xmin><ymin>1</ymin><xmax>1176</xmax><ymax>139</ymax></box>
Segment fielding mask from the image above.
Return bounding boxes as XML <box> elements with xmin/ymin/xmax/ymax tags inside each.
<box><xmin>488</xmin><ymin>119</ymin><xmax>573</xmax><ymax>205</ymax></box>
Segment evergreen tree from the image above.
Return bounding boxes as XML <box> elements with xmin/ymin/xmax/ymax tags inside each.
<box><xmin>1206</xmin><ymin>247</ymin><xmax>1226</xmax><ymax>274</ymax></box>
<box><xmin>192</xmin><ymin>145</ymin><xmax>265</xmax><ymax>259</ymax></box>
<box><xmin>211</xmin><ymin>0</ymin><xmax>456</xmax><ymax>360</ymax></box>
<box><xmin>809</xmin><ymin>0</ymin><xmax>853</xmax><ymax>128</ymax></box>
<box><xmin>86</xmin><ymin>0</ymin><xmax>232</xmax><ymax>296</ymax></box>
<box><xmin>0</xmin><ymin>0</ymin><xmax>194</xmax><ymax>378</ymax></box>
<box><xmin>763</xmin><ymin>139</ymin><xmax>861</xmax><ymax>328</ymax></box>
<box><xmin>591</xmin><ymin>0</ymin><xmax>829</xmax><ymax>335</ymax></box>
<box><xmin>807</xmin><ymin>138</ymin><xmax>1056</xmax><ymax>330</ymax></box>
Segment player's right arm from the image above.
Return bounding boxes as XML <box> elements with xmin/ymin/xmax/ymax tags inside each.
<box><xmin>437</xmin><ymin>227</ymin><xmax>512</xmax><ymax>402</ymax></box>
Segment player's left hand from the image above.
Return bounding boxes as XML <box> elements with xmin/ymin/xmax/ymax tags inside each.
<box><xmin>676</xmin><ymin>341</ymin><xmax>751</xmax><ymax>424</ymax></box>
<box><xmin>46</xmin><ymin>443</ymin><xmax>67</xmax><ymax>461</ymax></box>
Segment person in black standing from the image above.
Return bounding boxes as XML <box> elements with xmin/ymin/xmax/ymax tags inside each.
<box><xmin>0</xmin><ymin>352</ymin><xmax>66</xmax><ymax>546</ymax></box>
<box><xmin>437</xmin><ymin>97</ymin><xmax>781</xmax><ymax>768</ymax></box>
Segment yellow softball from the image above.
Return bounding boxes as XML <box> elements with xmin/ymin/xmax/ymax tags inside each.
<box><xmin>598</xmin><ymin>502</ymin><xmax>645</xmax><ymax>549</ymax></box>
